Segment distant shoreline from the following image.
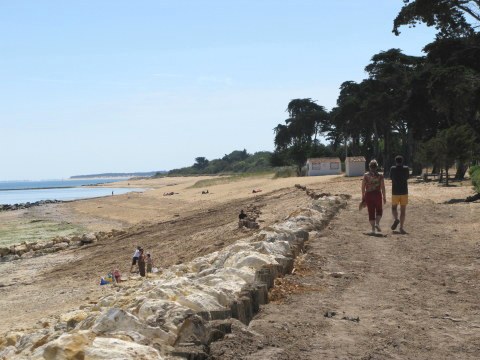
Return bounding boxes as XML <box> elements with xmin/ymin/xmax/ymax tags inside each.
<box><xmin>0</xmin><ymin>182</ymin><xmax>144</xmax><ymax>206</ymax></box>
<box><xmin>0</xmin><ymin>184</ymin><xmax>118</xmax><ymax>192</ymax></box>
<box><xmin>70</xmin><ymin>171</ymin><xmax>164</xmax><ymax>179</ymax></box>
<box><xmin>68</xmin><ymin>177</ymin><xmax>132</xmax><ymax>180</ymax></box>
<box><xmin>0</xmin><ymin>181</ymin><xmax>123</xmax><ymax>192</ymax></box>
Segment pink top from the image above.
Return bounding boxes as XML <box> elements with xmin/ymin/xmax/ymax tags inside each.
<box><xmin>363</xmin><ymin>171</ymin><xmax>383</xmax><ymax>192</ymax></box>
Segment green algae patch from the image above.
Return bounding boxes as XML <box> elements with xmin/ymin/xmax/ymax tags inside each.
<box><xmin>0</xmin><ymin>219</ymin><xmax>85</xmax><ymax>247</ymax></box>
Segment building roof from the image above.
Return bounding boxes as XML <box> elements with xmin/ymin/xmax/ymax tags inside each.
<box><xmin>346</xmin><ymin>156</ymin><xmax>366</xmax><ymax>162</ymax></box>
<box><xmin>306</xmin><ymin>157</ymin><xmax>341</xmax><ymax>164</ymax></box>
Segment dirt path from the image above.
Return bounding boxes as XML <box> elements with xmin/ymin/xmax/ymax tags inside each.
<box><xmin>210</xmin><ymin>186</ymin><xmax>480</xmax><ymax>359</ymax></box>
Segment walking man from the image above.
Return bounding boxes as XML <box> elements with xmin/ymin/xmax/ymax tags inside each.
<box><xmin>390</xmin><ymin>155</ymin><xmax>409</xmax><ymax>234</ymax></box>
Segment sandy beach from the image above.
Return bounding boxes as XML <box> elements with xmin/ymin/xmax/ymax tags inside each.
<box><xmin>0</xmin><ymin>173</ymin><xmax>479</xmax><ymax>359</ymax></box>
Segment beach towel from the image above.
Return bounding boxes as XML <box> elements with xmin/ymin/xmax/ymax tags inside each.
<box><xmin>100</xmin><ymin>273</ymin><xmax>114</xmax><ymax>285</ymax></box>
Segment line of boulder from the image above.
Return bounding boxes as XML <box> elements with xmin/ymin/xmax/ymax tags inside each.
<box><xmin>0</xmin><ymin>200</ymin><xmax>63</xmax><ymax>212</ymax></box>
<box><xmin>0</xmin><ymin>229</ymin><xmax>126</xmax><ymax>262</ymax></box>
<box><xmin>0</xmin><ymin>190</ymin><xmax>348</xmax><ymax>360</ymax></box>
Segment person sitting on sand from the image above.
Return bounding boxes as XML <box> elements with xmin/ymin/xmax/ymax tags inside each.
<box><xmin>112</xmin><ymin>268</ymin><xmax>122</xmax><ymax>283</ymax></box>
<box><xmin>238</xmin><ymin>210</ymin><xmax>249</xmax><ymax>228</ymax></box>
<box><xmin>239</xmin><ymin>210</ymin><xmax>247</xmax><ymax>220</ymax></box>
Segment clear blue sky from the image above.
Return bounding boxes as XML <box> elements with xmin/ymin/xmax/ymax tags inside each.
<box><xmin>0</xmin><ymin>1</ymin><xmax>436</xmax><ymax>180</ymax></box>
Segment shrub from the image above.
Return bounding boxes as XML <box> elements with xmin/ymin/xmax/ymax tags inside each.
<box><xmin>273</xmin><ymin>166</ymin><xmax>297</xmax><ymax>178</ymax></box>
<box><xmin>468</xmin><ymin>165</ymin><xmax>480</xmax><ymax>177</ymax></box>
<box><xmin>470</xmin><ymin>165</ymin><xmax>480</xmax><ymax>194</ymax></box>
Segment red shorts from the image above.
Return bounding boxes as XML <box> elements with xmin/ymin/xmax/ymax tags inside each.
<box><xmin>365</xmin><ymin>191</ymin><xmax>382</xmax><ymax>221</ymax></box>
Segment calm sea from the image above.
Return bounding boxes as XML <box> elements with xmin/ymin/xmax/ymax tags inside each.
<box><xmin>0</xmin><ymin>179</ymin><xmax>144</xmax><ymax>205</ymax></box>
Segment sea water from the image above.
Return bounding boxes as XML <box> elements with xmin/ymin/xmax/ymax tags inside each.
<box><xmin>0</xmin><ymin>179</ymin><xmax>144</xmax><ymax>205</ymax></box>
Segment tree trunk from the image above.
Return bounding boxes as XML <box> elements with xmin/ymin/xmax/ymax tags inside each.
<box><xmin>455</xmin><ymin>162</ymin><xmax>467</xmax><ymax>180</ymax></box>
<box><xmin>383</xmin><ymin>130</ymin><xmax>390</xmax><ymax>177</ymax></box>
<box><xmin>353</xmin><ymin>136</ymin><xmax>360</xmax><ymax>155</ymax></box>
<box><xmin>407</xmin><ymin>129</ymin><xmax>423</xmax><ymax>175</ymax></box>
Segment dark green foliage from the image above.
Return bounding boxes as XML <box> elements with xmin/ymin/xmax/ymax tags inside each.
<box><xmin>470</xmin><ymin>165</ymin><xmax>480</xmax><ymax>193</ymax></box>
<box><xmin>269</xmin><ymin>151</ymin><xmax>286</xmax><ymax>167</ymax></box>
<box><xmin>193</xmin><ymin>157</ymin><xmax>209</xmax><ymax>170</ymax></box>
<box><xmin>273</xmin><ymin>98</ymin><xmax>330</xmax><ymax>172</ymax></box>
<box><xmin>327</xmin><ymin>49</ymin><xmax>425</xmax><ymax>174</ymax></box>
<box><xmin>273</xmin><ymin>167</ymin><xmax>298</xmax><ymax>178</ymax></box>
<box><xmin>222</xmin><ymin>149</ymin><xmax>249</xmax><ymax>163</ymax></box>
<box><xmin>420</xmin><ymin>35</ymin><xmax>480</xmax><ymax>138</ymax></box>
<box><xmin>469</xmin><ymin>165</ymin><xmax>480</xmax><ymax>176</ymax></box>
<box><xmin>393</xmin><ymin>0</ymin><xmax>479</xmax><ymax>38</ymax></box>
<box><xmin>168</xmin><ymin>151</ymin><xmax>273</xmax><ymax>176</ymax></box>
<box><xmin>266</xmin><ymin>3</ymin><xmax>480</xmax><ymax>179</ymax></box>
<box><xmin>420</xmin><ymin>125</ymin><xmax>477</xmax><ymax>185</ymax></box>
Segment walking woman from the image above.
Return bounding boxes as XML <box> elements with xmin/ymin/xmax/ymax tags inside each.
<box><xmin>361</xmin><ymin>160</ymin><xmax>386</xmax><ymax>234</ymax></box>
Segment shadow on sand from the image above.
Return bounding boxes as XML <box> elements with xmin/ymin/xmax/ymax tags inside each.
<box><xmin>363</xmin><ymin>232</ymin><xmax>387</xmax><ymax>237</ymax></box>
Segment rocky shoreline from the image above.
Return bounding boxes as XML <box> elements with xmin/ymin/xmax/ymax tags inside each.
<box><xmin>0</xmin><ymin>199</ymin><xmax>63</xmax><ymax>212</ymax></box>
<box><xmin>0</xmin><ymin>190</ymin><xmax>348</xmax><ymax>359</ymax></box>
<box><xmin>0</xmin><ymin>229</ymin><xmax>125</xmax><ymax>262</ymax></box>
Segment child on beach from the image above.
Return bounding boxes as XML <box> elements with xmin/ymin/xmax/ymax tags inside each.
<box><xmin>146</xmin><ymin>253</ymin><xmax>155</xmax><ymax>274</ymax></box>
<box><xmin>112</xmin><ymin>268</ymin><xmax>122</xmax><ymax>283</ymax></box>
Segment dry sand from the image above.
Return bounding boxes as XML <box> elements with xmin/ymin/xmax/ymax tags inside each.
<box><xmin>0</xmin><ymin>174</ymin><xmax>479</xmax><ymax>359</ymax></box>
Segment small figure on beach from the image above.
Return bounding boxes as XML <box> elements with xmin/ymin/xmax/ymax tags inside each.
<box><xmin>201</xmin><ymin>190</ymin><xmax>209</xmax><ymax>194</ymax></box>
<box><xmin>138</xmin><ymin>248</ymin><xmax>146</xmax><ymax>277</ymax></box>
<box><xmin>146</xmin><ymin>253</ymin><xmax>155</xmax><ymax>274</ymax></box>
<box><xmin>239</xmin><ymin>209</ymin><xmax>247</xmax><ymax>221</ymax></box>
<box><xmin>112</xmin><ymin>268</ymin><xmax>122</xmax><ymax>283</ymax></box>
<box><xmin>361</xmin><ymin>160</ymin><xmax>386</xmax><ymax>235</ymax></box>
<box><xmin>112</xmin><ymin>191</ymin><xmax>114</xmax><ymax>196</ymax></box>
<box><xmin>252</xmin><ymin>189</ymin><xmax>262</xmax><ymax>193</ymax></box>
<box><xmin>238</xmin><ymin>209</ymin><xmax>259</xmax><ymax>229</ymax></box>
<box><xmin>163</xmin><ymin>192</ymin><xmax>176</xmax><ymax>196</ymax></box>
<box><xmin>130</xmin><ymin>246</ymin><xmax>142</xmax><ymax>273</ymax></box>
<box><xmin>390</xmin><ymin>155</ymin><xmax>409</xmax><ymax>234</ymax></box>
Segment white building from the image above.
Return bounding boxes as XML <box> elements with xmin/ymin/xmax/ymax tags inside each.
<box><xmin>305</xmin><ymin>157</ymin><xmax>341</xmax><ymax>176</ymax></box>
<box><xmin>345</xmin><ymin>156</ymin><xmax>366</xmax><ymax>177</ymax></box>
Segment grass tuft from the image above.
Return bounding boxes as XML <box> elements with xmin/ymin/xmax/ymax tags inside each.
<box><xmin>273</xmin><ymin>167</ymin><xmax>298</xmax><ymax>179</ymax></box>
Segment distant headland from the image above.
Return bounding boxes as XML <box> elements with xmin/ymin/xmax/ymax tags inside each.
<box><xmin>70</xmin><ymin>171</ymin><xmax>167</xmax><ymax>179</ymax></box>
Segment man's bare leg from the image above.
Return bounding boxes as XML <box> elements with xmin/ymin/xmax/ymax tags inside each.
<box><xmin>391</xmin><ymin>205</ymin><xmax>400</xmax><ymax>230</ymax></box>
<box><xmin>399</xmin><ymin>205</ymin><xmax>407</xmax><ymax>231</ymax></box>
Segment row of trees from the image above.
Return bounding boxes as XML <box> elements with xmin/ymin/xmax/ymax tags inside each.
<box><xmin>273</xmin><ymin>0</ymin><xmax>480</xmax><ymax>181</ymax></box>
<box><xmin>167</xmin><ymin>150</ymin><xmax>273</xmax><ymax>175</ymax></box>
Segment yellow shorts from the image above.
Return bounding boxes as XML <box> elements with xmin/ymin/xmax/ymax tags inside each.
<box><xmin>391</xmin><ymin>194</ymin><xmax>408</xmax><ymax>206</ymax></box>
